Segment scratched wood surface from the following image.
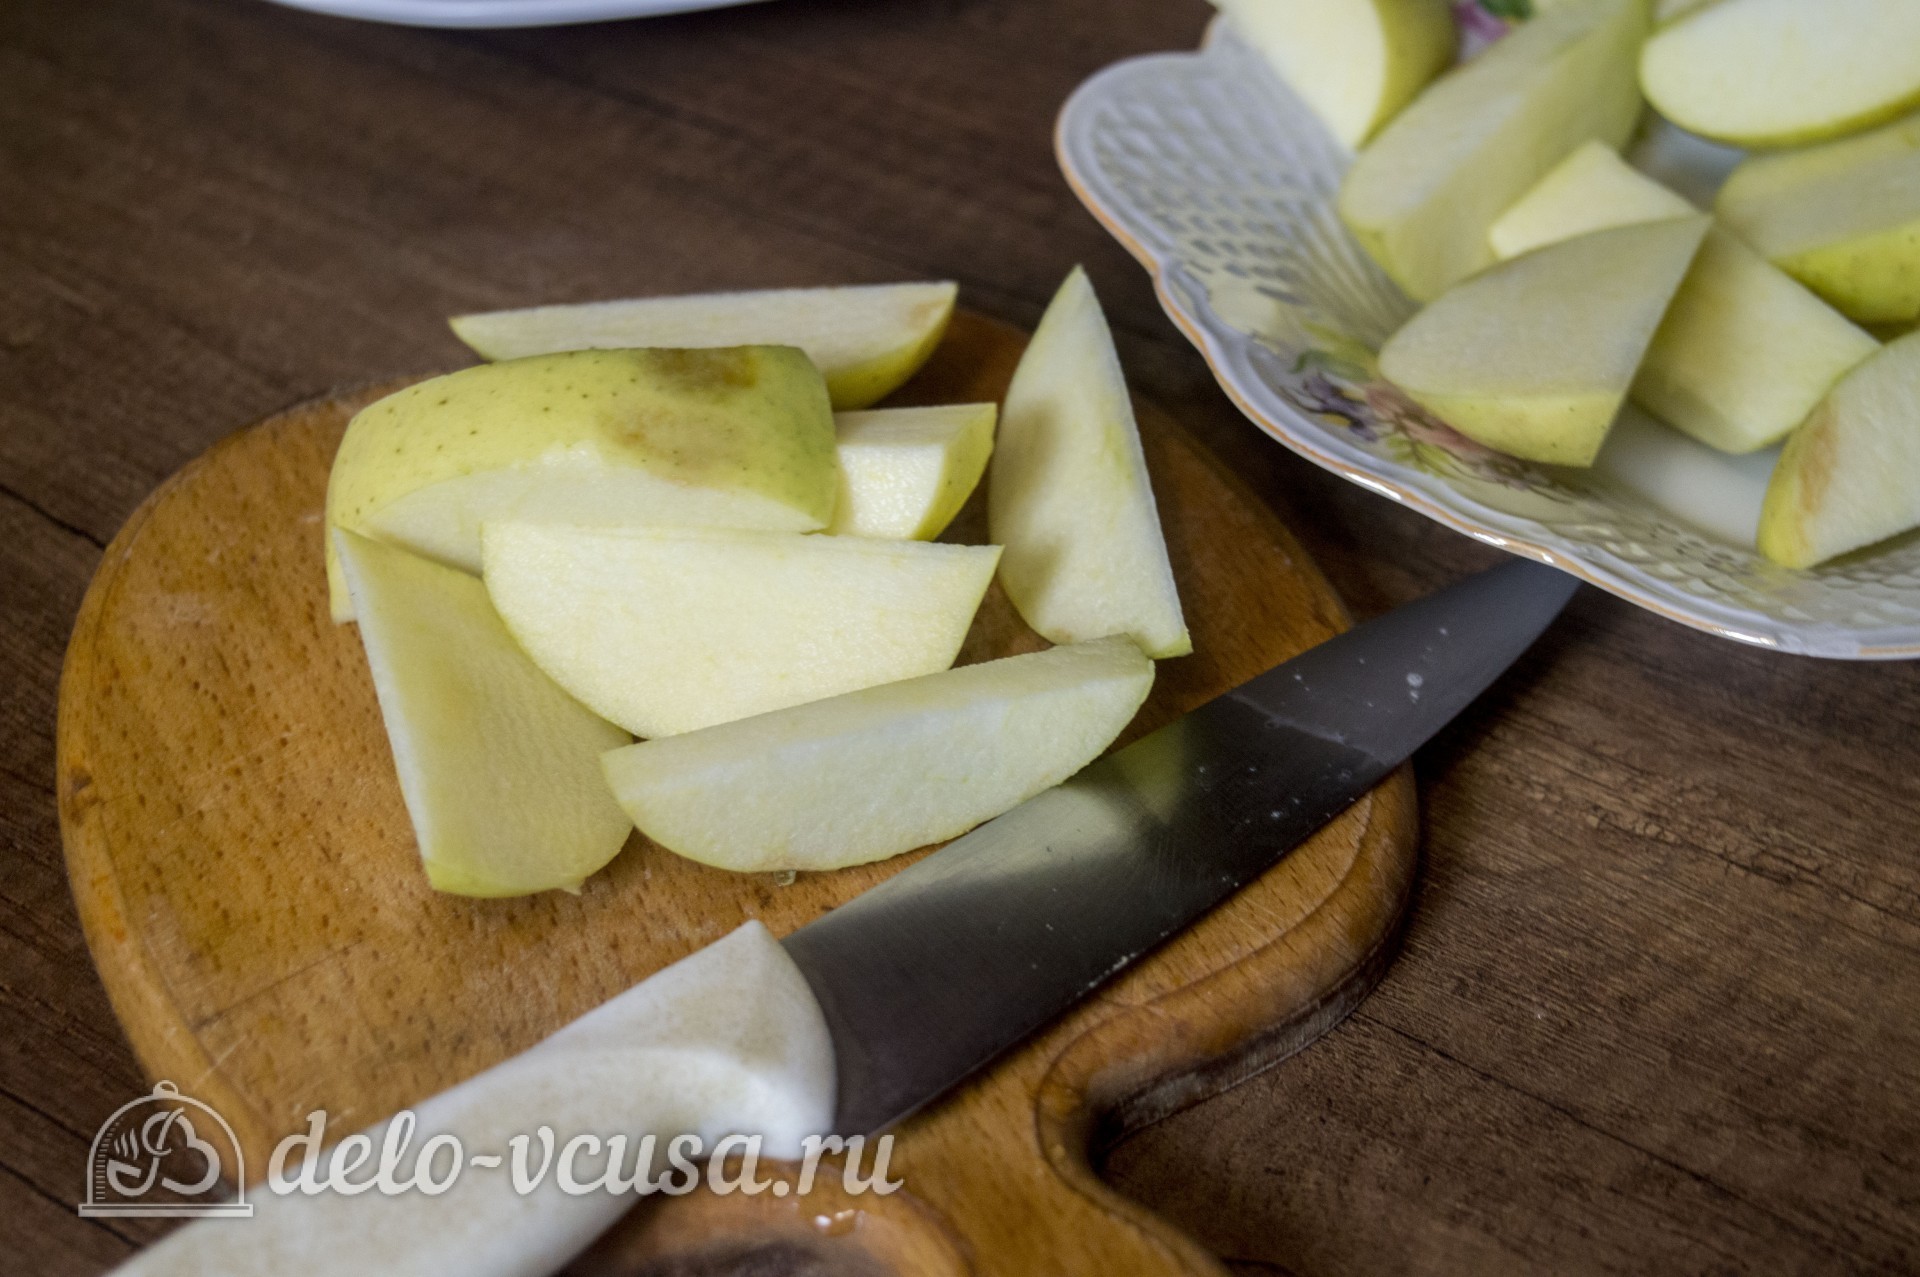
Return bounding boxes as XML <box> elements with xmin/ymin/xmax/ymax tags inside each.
<box><xmin>4</xmin><ymin>0</ymin><xmax>1920</xmax><ymax>1272</ymax></box>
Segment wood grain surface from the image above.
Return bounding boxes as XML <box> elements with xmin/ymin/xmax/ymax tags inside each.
<box><xmin>4</xmin><ymin>0</ymin><xmax>1919</xmax><ymax>1273</ymax></box>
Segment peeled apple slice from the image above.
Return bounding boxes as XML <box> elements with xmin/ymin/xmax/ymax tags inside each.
<box><xmin>450</xmin><ymin>281</ymin><xmax>957</xmax><ymax>410</ymax></box>
<box><xmin>828</xmin><ymin>403</ymin><xmax>997</xmax><ymax>540</ymax></box>
<box><xmin>602</xmin><ymin>636</ymin><xmax>1155</xmax><ymax>873</ymax></box>
<box><xmin>334</xmin><ymin>531</ymin><xmax>631</xmax><ymax>897</ymax></box>
<box><xmin>482</xmin><ymin>523</ymin><xmax>1000</xmax><ymax>738</ymax></box>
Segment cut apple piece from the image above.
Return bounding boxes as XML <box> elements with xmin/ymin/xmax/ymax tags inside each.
<box><xmin>988</xmin><ymin>268</ymin><xmax>1189</xmax><ymax>658</ymax></box>
<box><xmin>482</xmin><ymin>523</ymin><xmax>1000</xmax><ymax>738</ymax></box>
<box><xmin>828</xmin><ymin>403</ymin><xmax>996</xmax><ymax>540</ymax></box>
<box><xmin>324</xmin><ymin>346</ymin><xmax>837</xmax><ymax>623</ymax></box>
<box><xmin>1488</xmin><ymin>141</ymin><xmax>1695</xmax><ymax>262</ymax></box>
<box><xmin>333</xmin><ymin>531</ymin><xmax>631</xmax><ymax>897</ymax></box>
<box><xmin>450</xmin><ymin>281</ymin><xmax>956</xmax><ymax>410</ymax></box>
<box><xmin>1716</xmin><ymin>110</ymin><xmax>1920</xmax><ymax>325</ymax></box>
<box><xmin>1212</xmin><ymin>0</ymin><xmax>1456</xmax><ymax>149</ymax></box>
<box><xmin>1337</xmin><ymin>0</ymin><xmax>1649</xmax><ymax>301</ymax></box>
<box><xmin>1759</xmin><ymin>330</ymin><xmax>1920</xmax><ymax>568</ymax></box>
<box><xmin>1379</xmin><ymin>215</ymin><xmax>1710</xmax><ymax>466</ymax></box>
<box><xmin>1640</xmin><ymin>0</ymin><xmax>1920</xmax><ymax>148</ymax></box>
<box><xmin>602</xmin><ymin>636</ymin><xmax>1154</xmax><ymax>873</ymax></box>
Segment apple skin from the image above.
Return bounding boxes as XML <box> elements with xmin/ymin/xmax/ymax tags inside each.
<box><xmin>828</xmin><ymin>403</ymin><xmax>997</xmax><ymax>540</ymax></box>
<box><xmin>450</xmin><ymin>281</ymin><xmax>957</xmax><ymax>411</ymax></box>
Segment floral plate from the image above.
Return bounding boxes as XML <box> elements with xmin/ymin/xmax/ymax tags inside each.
<box><xmin>1055</xmin><ymin>8</ymin><xmax>1920</xmax><ymax>659</ymax></box>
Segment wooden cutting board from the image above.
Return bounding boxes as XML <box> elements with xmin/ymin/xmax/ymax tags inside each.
<box><xmin>58</xmin><ymin>309</ymin><xmax>1418</xmax><ymax>1275</ymax></box>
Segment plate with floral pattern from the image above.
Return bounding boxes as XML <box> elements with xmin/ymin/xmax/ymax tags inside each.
<box><xmin>1056</xmin><ymin>3</ymin><xmax>1920</xmax><ymax>659</ymax></box>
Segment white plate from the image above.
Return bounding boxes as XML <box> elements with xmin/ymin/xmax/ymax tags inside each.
<box><xmin>1056</xmin><ymin>20</ymin><xmax>1920</xmax><ymax>659</ymax></box>
<box><xmin>263</xmin><ymin>0</ymin><xmax>767</xmax><ymax>28</ymax></box>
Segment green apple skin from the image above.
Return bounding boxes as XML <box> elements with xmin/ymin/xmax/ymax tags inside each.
<box><xmin>1338</xmin><ymin>0</ymin><xmax>1650</xmax><ymax>302</ymax></box>
<box><xmin>1640</xmin><ymin>0</ymin><xmax>1920</xmax><ymax>148</ymax></box>
<box><xmin>333</xmin><ymin>530</ymin><xmax>632</xmax><ymax>898</ymax></box>
<box><xmin>1212</xmin><ymin>0</ymin><xmax>1456</xmax><ymax>149</ymax></box>
<box><xmin>450</xmin><ymin>281</ymin><xmax>957</xmax><ymax>410</ymax></box>
<box><xmin>988</xmin><ymin>268</ymin><xmax>1190</xmax><ymax>658</ymax></box>
<box><xmin>1379</xmin><ymin>215</ymin><xmax>1710</xmax><ymax>467</ymax></box>
<box><xmin>1488</xmin><ymin>140</ymin><xmax>1695</xmax><ymax>262</ymax></box>
<box><xmin>602</xmin><ymin>636</ymin><xmax>1155</xmax><ymax>874</ymax></box>
<box><xmin>325</xmin><ymin>346</ymin><xmax>837</xmax><ymax>623</ymax></box>
<box><xmin>1759</xmin><ymin>330</ymin><xmax>1920</xmax><ymax>568</ymax></box>
<box><xmin>828</xmin><ymin>403</ymin><xmax>997</xmax><ymax>540</ymax></box>
<box><xmin>481</xmin><ymin>523</ymin><xmax>1000</xmax><ymax>739</ymax></box>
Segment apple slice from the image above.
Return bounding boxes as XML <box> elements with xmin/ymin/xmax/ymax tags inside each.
<box><xmin>1759</xmin><ymin>330</ymin><xmax>1920</xmax><ymax>568</ymax></box>
<box><xmin>1379</xmin><ymin>215</ymin><xmax>1710</xmax><ymax>466</ymax></box>
<box><xmin>1212</xmin><ymin>0</ymin><xmax>1456</xmax><ymax>149</ymax></box>
<box><xmin>1640</xmin><ymin>0</ymin><xmax>1920</xmax><ymax>148</ymax></box>
<box><xmin>333</xmin><ymin>531</ymin><xmax>631</xmax><ymax>897</ymax></box>
<box><xmin>827</xmin><ymin>403</ymin><xmax>996</xmax><ymax>540</ymax></box>
<box><xmin>482</xmin><ymin>523</ymin><xmax>1000</xmax><ymax>738</ymax></box>
<box><xmin>1716</xmin><ymin>110</ymin><xmax>1920</xmax><ymax>325</ymax></box>
<box><xmin>450</xmin><ymin>281</ymin><xmax>957</xmax><ymax>410</ymax></box>
<box><xmin>602</xmin><ymin>636</ymin><xmax>1154</xmax><ymax>873</ymax></box>
<box><xmin>1337</xmin><ymin>0</ymin><xmax>1649</xmax><ymax>301</ymax></box>
<box><xmin>988</xmin><ymin>269</ymin><xmax>1189</xmax><ymax>658</ymax></box>
<box><xmin>325</xmin><ymin>346</ymin><xmax>837</xmax><ymax>623</ymax></box>
<box><xmin>1488</xmin><ymin>141</ymin><xmax>1695</xmax><ymax>262</ymax></box>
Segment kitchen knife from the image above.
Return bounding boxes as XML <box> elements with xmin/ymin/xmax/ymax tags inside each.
<box><xmin>784</xmin><ymin>557</ymin><xmax>1578</xmax><ymax>1137</ymax></box>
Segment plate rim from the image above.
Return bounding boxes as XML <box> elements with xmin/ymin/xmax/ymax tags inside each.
<box><xmin>258</xmin><ymin>0</ymin><xmax>769</xmax><ymax>29</ymax></box>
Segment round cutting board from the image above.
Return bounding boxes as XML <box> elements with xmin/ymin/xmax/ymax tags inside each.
<box><xmin>59</xmin><ymin>310</ymin><xmax>1418</xmax><ymax>1275</ymax></box>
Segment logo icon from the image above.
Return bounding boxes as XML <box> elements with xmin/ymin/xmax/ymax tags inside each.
<box><xmin>80</xmin><ymin>1081</ymin><xmax>252</xmax><ymax>1218</ymax></box>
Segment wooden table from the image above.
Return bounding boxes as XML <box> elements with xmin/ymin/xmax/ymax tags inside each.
<box><xmin>4</xmin><ymin>0</ymin><xmax>1917</xmax><ymax>1272</ymax></box>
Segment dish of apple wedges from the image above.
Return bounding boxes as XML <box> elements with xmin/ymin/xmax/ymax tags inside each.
<box><xmin>324</xmin><ymin>270</ymin><xmax>1194</xmax><ymax>898</ymax></box>
<box><xmin>1208</xmin><ymin>0</ymin><xmax>1920</xmax><ymax>573</ymax></box>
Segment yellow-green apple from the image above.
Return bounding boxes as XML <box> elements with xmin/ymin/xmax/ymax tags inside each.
<box><xmin>827</xmin><ymin>403</ymin><xmax>996</xmax><ymax>540</ymax></box>
<box><xmin>481</xmin><ymin>523</ymin><xmax>1000</xmax><ymax>738</ymax></box>
<box><xmin>601</xmin><ymin>636</ymin><xmax>1154</xmax><ymax>873</ymax></box>
<box><xmin>1488</xmin><ymin>140</ymin><xmax>1695</xmax><ymax>261</ymax></box>
<box><xmin>333</xmin><ymin>530</ymin><xmax>631</xmax><ymax>898</ymax></box>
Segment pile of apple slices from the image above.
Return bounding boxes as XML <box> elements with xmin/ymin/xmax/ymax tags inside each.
<box><xmin>1227</xmin><ymin>0</ymin><xmax>1920</xmax><ymax>569</ymax></box>
<box><xmin>326</xmin><ymin>272</ymin><xmax>1190</xmax><ymax>897</ymax></box>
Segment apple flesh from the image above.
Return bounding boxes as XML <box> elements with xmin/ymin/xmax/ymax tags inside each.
<box><xmin>481</xmin><ymin>523</ymin><xmax>1000</xmax><ymax>739</ymax></box>
<box><xmin>1338</xmin><ymin>0</ymin><xmax>1649</xmax><ymax>302</ymax></box>
<box><xmin>1212</xmin><ymin>0</ymin><xmax>1456</xmax><ymax>149</ymax></box>
<box><xmin>988</xmin><ymin>268</ymin><xmax>1190</xmax><ymax>658</ymax></box>
<box><xmin>1759</xmin><ymin>330</ymin><xmax>1920</xmax><ymax>568</ymax></box>
<box><xmin>1488</xmin><ymin>141</ymin><xmax>1695</xmax><ymax>262</ymax></box>
<box><xmin>1379</xmin><ymin>215</ymin><xmax>1710</xmax><ymax>466</ymax></box>
<box><xmin>333</xmin><ymin>531</ymin><xmax>632</xmax><ymax>898</ymax></box>
<box><xmin>450</xmin><ymin>281</ymin><xmax>957</xmax><ymax>410</ymax></box>
<box><xmin>828</xmin><ymin>403</ymin><xmax>997</xmax><ymax>540</ymax></box>
<box><xmin>602</xmin><ymin>636</ymin><xmax>1155</xmax><ymax>873</ymax></box>
<box><xmin>1640</xmin><ymin>0</ymin><xmax>1920</xmax><ymax>148</ymax></box>
<box><xmin>1716</xmin><ymin>109</ymin><xmax>1920</xmax><ymax>325</ymax></box>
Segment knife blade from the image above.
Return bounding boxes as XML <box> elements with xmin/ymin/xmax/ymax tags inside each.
<box><xmin>783</xmin><ymin>556</ymin><xmax>1578</xmax><ymax>1138</ymax></box>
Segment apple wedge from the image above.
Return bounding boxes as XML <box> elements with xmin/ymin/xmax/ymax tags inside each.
<box><xmin>1379</xmin><ymin>215</ymin><xmax>1710</xmax><ymax>466</ymax></box>
<box><xmin>988</xmin><ymin>269</ymin><xmax>1189</xmax><ymax>658</ymax></box>
<box><xmin>1758</xmin><ymin>330</ymin><xmax>1920</xmax><ymax>569</ymax></box>
<box><xmin>333</xmin><ymin>531</ymin><xmax>632</xmax><ymax>898</ymax></box>
<box><xmin>1488</xmin><ymin>141</ymin><xmax>1695</xmax><ymax>262</ymax></box>
<box><xmin>828</xmin><ymin>403</ymin><xmax>996</xmax><ymax>540</ymax></box>
<box><xmin>1716</xmin><ymin>110</ymin><xmax>1920</xmax><ymax>325</ymax></box>
<box><xmin>450</xmin><ymin>281</ymin><xmax>957</xmax><ymax>410</ymax></box>
<box><xmin>1640</xmin><ymin>0</ymin><xmax>1920</xmax><ymax>148</ymax></box>
<box><xmin>1337</xmin><ymin>0</ymin><xmax>1649</xmax><ymax>301</ymax></box>
<box><xmin>482</xmin><ymin>523</ymin><xmax>1000</xmax><ymax>738</ymax></box>
<box><xmin>1212</xmin><ymin>0</ymin><xmax>1456</xmax><ymax>149</ymax></box>
<box><xmin>325</xmin><ymin>346</ymin><xmax>837</xmax><ymax>623</ymax></box>
<box><xmin>602</xmin><ymin>636</ymin><xmax>1154</xmax><ymax>873</ymax></box>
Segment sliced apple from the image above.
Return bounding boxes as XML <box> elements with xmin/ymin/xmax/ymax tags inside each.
<box><xmin>1337</xmin><ymin>0</ymin><xmax>1649</xmax><ymax>302</ymax></box>
<box><xmin>333</xmin><ymin>531</ymin><xmax>631</xmax><ymax>897</ymax></box>
<box><xmin>1379</xmin><ymin>214</ymin><xmax>1710</xmax><ymax>466</ymax></box>
<box><xmin>450</xmin><ymin>282</ymin><xmax>956</xmax><ymax>410</ymax></box>
<box><xmin>1488</xmin><ymin>140</ymin><xmax>1695</xmax><ymax>261</ymax></box>
<box><xmin>828</xmin><ymin>403</ymin><xmax>996</xmax><ymax>540</ymax></box>
<box><xmin>602</xmin><ymin>636</ymin><xmax>1154</xmax><ymax>873</ymax></box>
<box><xmin>1716</xmin><ymin>110</ymin><xmax>1920</xmax><ymax>325</ymax></box>
<box><xmin>481</xmin><ymin>523</ymin><xmax>999</xmax><ymax>738</ymax></box>
<box><xmin>988</xmin><ymin>269</ymin><xmax>1189</xmax><ymax>658</ymax></box>
<box><xmin>1212</xmin><ymin>0</ymin><xmax>1456</xmax><ymax>149</ymax></box>
<box><xmin>1759</xmin><ymin>330</ymin><xmax>1920</xmax><ymax>568</ymax></box>
<box><xmin>325</xmin><ymin>346</ymin><xmax>837</xmax><ymax>623</ymax></box>
<box><xmin>1640</xmin><ymin>0</ymin><xmax>1920</xmax><ymax>148</ymax></box>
